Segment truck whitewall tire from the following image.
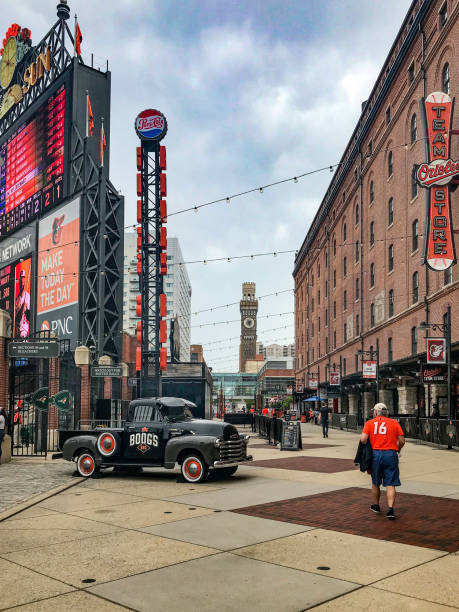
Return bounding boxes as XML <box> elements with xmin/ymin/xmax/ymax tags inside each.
<box><xmin>181</xmin><ymin>454</ymin><xmax>208</xmax><ymax>483</ymax></box>
<box><xmin>77</xmin><ymin>452</ymin><xmax>97</xmax><ymax>477</ymax></box>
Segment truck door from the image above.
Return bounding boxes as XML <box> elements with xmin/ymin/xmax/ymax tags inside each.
<box><xmin>124</xmin><ymin>404</ymin><xmax>165</xmax><ymax>463</ymax></box>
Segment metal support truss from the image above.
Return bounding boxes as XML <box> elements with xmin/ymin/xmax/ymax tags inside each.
<box><xmin>70</xmin><ymin>121</ymin><xmax>123</xmax><ymax>365</ymax></box>
<box><xmin>140</xmin><ymin>142</ymin><xmax>163</xmax><ymax>397</ymax></box>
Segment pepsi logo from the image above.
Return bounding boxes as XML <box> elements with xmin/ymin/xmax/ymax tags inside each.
<box><xmin>135</xmin><ymin>109</ymin><xmax>167</xmax><ymax>141</ymax></box>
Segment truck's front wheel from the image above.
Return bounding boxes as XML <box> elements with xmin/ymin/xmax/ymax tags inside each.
<box><xmin>76</xmin><ymin>452</ymin><xmax>98</xmax><ymax>477</ymax></box>
<box><xmin>181</xmin><ymin>454</ymin><xmax>208</xmax><ymax>483</ymax></box>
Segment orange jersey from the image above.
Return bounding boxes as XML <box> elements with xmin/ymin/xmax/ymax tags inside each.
<box><xmin>363</xmin><ymin>416</ymin><xmax>404</xmax><ymax>451</ymax></box>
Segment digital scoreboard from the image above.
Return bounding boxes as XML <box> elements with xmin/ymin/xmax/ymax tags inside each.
<box><xmin>0</xmin><ymin>84</ymin><xmax>65</xmax><ymax>238</ymax></box>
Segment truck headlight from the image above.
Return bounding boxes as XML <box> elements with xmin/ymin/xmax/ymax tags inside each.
<box><xmin>243</xmin><ymin>435</ymin><xmax>250</xmax><ymax>444</ymax></box>
<box><xmin>214</xmin><ymin>438</ymin><xmax>222</xmax><ymax>448</ymax></box>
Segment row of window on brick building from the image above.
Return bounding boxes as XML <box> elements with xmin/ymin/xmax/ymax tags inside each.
<box><xmin>332</xmin><ymin>62</ymin><xmax>450</xmax><ymax>203</ymax></box>
<box><xmin>295</xmin><ymin>60</ymin><xmax>453</xmax><ymax>369</ymax></box>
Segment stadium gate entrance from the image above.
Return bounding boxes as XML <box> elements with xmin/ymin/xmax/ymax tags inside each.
<box><xmin>9</xmin><ymin>339</ymin><xmax>81</xmax><ymax>457</ymax></box>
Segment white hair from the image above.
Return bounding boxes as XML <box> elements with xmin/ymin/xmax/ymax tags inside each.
<box><xmin>374</xmin><ymin>403</ymin><xmax>389</xmax><ymax>416</ymax></box>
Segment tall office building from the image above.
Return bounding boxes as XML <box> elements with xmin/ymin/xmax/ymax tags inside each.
<box><xmin>123</xmin><ymin>232</ymin><xmax>138</xmax><ymax>335</ymax></box>
<box><xmin>123</xmin><ymin>233</ymin><xmax>191</xmax><ymax>362</ymax></box>
<box><xmin>165</xmin><ymin>237</ymin><xmax>191</xmax><ymax>362</ymax></box>
<box><xmin>257</xmin><ymin>342</ymin><xmax>295</xmax><ymax>360</ymax></box>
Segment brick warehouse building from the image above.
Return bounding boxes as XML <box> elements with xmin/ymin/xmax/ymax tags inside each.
<box><xmin>294</xmin><ymin>0</ymin><xmax>459</xmax><ymax>418</ymax></box>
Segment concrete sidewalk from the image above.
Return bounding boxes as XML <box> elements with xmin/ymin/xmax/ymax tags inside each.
<box><xmin>0</xmin><ymin>423</ymin><xmax>458</xmax><ymax>611</ymax></box>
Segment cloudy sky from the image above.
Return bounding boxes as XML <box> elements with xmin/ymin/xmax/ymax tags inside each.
<box><xmin>4</xmin><ymin>0</ymin><xmax>411</xmax><ymax>371</ymax></box>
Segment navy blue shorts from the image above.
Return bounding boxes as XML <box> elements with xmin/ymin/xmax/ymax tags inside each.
<box><xmin>371</xmin><ymin>450</ymin><xmax>400</xmax><ymax>487</ymax></box>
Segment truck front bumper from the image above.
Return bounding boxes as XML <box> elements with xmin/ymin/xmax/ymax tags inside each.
<box><xmin>213</xmin><ymin>455</ymin><xmax>253</xmax><ymax>468</ymax></box>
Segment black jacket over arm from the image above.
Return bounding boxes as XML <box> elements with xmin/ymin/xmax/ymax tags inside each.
<box><xmin>354</xmin><ymin>440</ymin><xmax>373</xmax><ymax>472</ymax></box>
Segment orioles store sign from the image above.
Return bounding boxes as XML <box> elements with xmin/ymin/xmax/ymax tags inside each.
<box><xmin>414</xmin><ymin>92</ymin><xmax>457</xmax><ymax>271</ymax></box>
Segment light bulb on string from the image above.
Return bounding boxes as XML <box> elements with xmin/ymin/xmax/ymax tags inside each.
<box><xmin>259</xmin><ymin>187</ymin><xmax>263</xmax><ymax>193</ymax></box>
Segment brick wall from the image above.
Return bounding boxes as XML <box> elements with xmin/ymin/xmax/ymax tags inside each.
<box><xmin>79</xmin><ymin>364</ymin><xmax>90</xmax><ymax>422</ymax></box>
<box><xmin>0</xmin><ymin>337</ymin><xmax>8</xmax><ymax>415</ymax></box>
<box><xmin>122</xmin><ymin>332</ymin><xmax>137</xmax><ymax>401</ymax></box>
<box><xmin>258</xmin><ymin>368</ymin><xmax>295</xmax><ymax>380</ymax></box>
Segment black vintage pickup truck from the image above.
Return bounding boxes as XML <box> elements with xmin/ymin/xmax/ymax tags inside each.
<box><xmin>57</xmin><ymin>397</ymin><xmax>252</xmax><ymax>482</ymax></box>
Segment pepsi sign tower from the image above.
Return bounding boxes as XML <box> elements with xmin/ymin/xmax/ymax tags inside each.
<box><xmin>135</xmin><ymin>109</ymin><xmax>168</xmax><ymax>396</ymax></box>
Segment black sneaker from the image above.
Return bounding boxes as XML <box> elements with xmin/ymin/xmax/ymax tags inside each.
<box><xmin>386</xmin><ymin>508</ymin><xmax>395</xmax><ymax>520</ymax></box>
<box><xmin>370</xmin><ymin>504</ymin><xmax>381</xmax><ymax>513</ymax></box>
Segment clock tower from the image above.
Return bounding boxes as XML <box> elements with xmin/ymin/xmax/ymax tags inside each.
<box><xmin>239</xmin><ymin>282</ymin><xmax>258</xmax><ymax>372</ymax></box>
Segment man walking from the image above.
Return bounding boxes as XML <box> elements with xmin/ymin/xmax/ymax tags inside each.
<box><xmin>319</xmin><ymin>401</ymin><xmax>329</xmax><ymax>438</ymax></box>
<box><xmin>360</xmin><ymin>403</ymin><xmax>405</xmax><ymax>519</ymax></box>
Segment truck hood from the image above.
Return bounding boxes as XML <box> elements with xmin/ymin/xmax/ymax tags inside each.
<box><xmin>167</xmin><ymin>419</ymin><xmax>238</xmax><ymax>439</ymax></box>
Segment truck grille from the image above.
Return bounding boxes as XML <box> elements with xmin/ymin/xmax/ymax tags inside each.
<box><xmin>219</xmin><ymin>437</ymin><xmax>245</xmax><ymax>462</ymax></box>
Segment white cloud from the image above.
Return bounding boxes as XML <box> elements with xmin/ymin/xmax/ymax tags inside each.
<box><xmin>0</xmin><ymin>0</ymin><xmax>411</xmax><ymax>370</ymax></box>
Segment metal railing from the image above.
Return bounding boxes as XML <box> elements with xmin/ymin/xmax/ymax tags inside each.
<box><xmin>77</xmin><ymin>419</ymin><xmax>125</xmax><ymax>430</ymax></box>
<box><xmin>252</xmin><ymin>414</ymin><xmax>283</xmax><ymax>445</ymax></box>
<box><xmin>329</xmin><ymin>413</ymin><xmax>458</xmax><ymax>448</ymax></box>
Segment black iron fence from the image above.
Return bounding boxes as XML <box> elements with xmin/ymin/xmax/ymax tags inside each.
<box><xmin>252</xmin><ymin>414</ymin><xmax>283</xmax><ymax>445</ymax></box>
<box><xmin>330</xmin><ymin>413</ymin><xmax>363</xmax><ymax>431</ymax></box>
<box><xmin>224</xmin><ymin>413</ymin><xmax>253</xmax><ymax>426</ymax></box>
<box><xmin>329</xmin><ymin>413</ymin><xmax>458</xmax><ymax>448</ymax></box>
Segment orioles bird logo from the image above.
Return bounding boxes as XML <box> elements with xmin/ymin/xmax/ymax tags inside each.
<box><xmin>52</xmin><ymin>215</ymin><xmax>65</xmax><ymax>245</ymax></box>
<box><xmin>429</xmin><ymin>344</ymin><xmax>443</xmax><ymax>358</ymax></box>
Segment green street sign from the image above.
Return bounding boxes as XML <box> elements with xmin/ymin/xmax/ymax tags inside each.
<box><xmin>54</xmin><ymin>390</ymin><xmax>71</xmax><ymax>412</ymax></box>
<box><xmin>32</xmin><ymin>387</ymin><xmax>49</xmax><ymax>411</ymax></box>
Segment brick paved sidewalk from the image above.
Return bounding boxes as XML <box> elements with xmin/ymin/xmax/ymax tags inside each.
<box><xmin>0</xmin><ymin>458</ymin><xmax>75</xmax><ymax>515</ymax></box>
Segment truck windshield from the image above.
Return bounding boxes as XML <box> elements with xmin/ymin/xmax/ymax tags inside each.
<box><xmin>159</xmin><ymin>405</ymin><xmax>193</xmax><ymax>422</ymax></box>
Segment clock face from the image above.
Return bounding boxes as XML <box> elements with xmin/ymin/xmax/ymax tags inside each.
<box><xmin>1</xmin><ymin>36</ymin><xmax>17</xmax><ymax>89</ymax></box>
<box><xmin>243</xmin><ymin>317</ymin><xmax>255</xmax><ymax>329</ymax></box>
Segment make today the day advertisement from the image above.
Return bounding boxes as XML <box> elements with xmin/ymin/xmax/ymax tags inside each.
<box><xmin>36</xmin><ymin>197</ymin><xmax>80</xmax><ymax>347</ymax></box>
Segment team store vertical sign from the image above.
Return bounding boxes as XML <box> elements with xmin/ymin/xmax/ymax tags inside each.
<box><xmin>36</xmin><ymin>197</ymin><xmax>80</xmax><ymax>347</ymax></box>
<box><xmin>415</xmin><ymin>91</ymin><xmax>458</xmax><ymax>270</ymax></box>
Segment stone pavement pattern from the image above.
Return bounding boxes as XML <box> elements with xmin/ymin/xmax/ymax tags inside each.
<box><xmin>0</xmin><ymin>458</ymin><xmax>75</xmax><ymax>514</ymax></box>
<box><xmin>0</xmin><ymin>423</ymin><xmax>458</xmax><ymax>611</ymax></box>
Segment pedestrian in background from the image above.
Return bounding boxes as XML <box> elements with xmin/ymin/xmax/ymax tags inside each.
<box><xmin>0</xmin><ymin>407</ymin><xmax>6</xmax><ymax>462</ymax></box>
<box><xmin>360</xmin><ymin>403</ymin><xmax>405</xmax><ymax>519</ymax></box>
<box><xmin>319</xmin><ymin>401</ymin><xmax>329</xmax><ymax>438</ymax></box>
